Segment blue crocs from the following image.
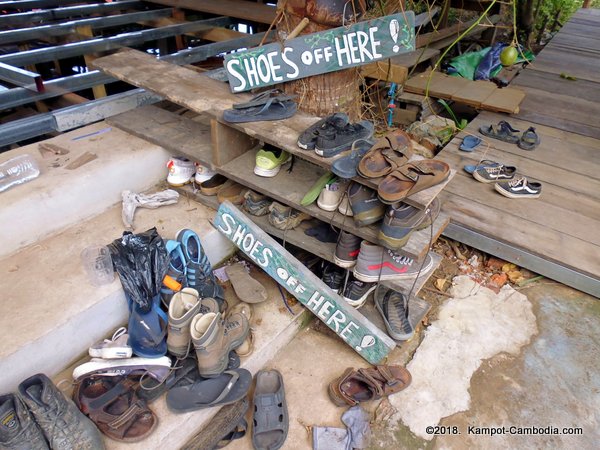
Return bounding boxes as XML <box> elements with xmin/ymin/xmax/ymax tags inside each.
<box><xmin>459</xmin><ymin>135</ymin><xmax>482</xmax><ymax>152</ymax></box>
<box><xmin>128</xmin><ymin>294</ymin><xmax>168</xmax><ymax>358</ymax></box>
<box><xmin>161</xmin><ymin>239</ymin><xmax>187</xmax><ymax>306</ymax></box>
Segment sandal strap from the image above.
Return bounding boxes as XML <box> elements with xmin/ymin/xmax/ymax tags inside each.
<box><xmin>253</xmin><ymin>392</ymin><xmax>286</xmax><ymax>434</ymax></box>
<box><xmin>375</xmin><ymin>365</ymin><xmax>399</xmax><ymax>387</ymax></box>
<box><xmin>216</xmin><ymin>418</ymin><xmax>248</xmax><ymax>448</ymax></box>
<box><xmin>207</xmin><ymin>370</ymin><xmax>239</xmax><ymax>406</ymax></box>
<box><xmin>329</xmin><ymin>368</ymin><xmax>358</xmax><ymax>406</ymax></box>
<box><xmin>108</xmin><ymin>402</ymin><xmax>147</xmax><ymax>430</ymax></box>
<box><xmin>355</xmin><ymin>369</ymin><xmax>385</xmax><ymax>397</ymax></box>
<box><xmin>392</xmin><ymin>163</ymin><xmax>435</xmax><ymax>182</ymax></box>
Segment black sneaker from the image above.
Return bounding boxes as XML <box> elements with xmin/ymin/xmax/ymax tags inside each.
<box><xmin>472</xmin><ymin>164</ymin><xmax>517</xmax><ymax>183</ymax></box>
<box><xmin>495</xmin><ymin>177</ymin><xmax>542</xmax><ymax>199</ymax></box>
<box><xmin>0</xmin><ymin>394</ymin><xmax>48</xmax><ymax>450</ymax></box>
<box><xmin>314</xmin><ymin>120</ymin><xmax>374</xmax><ymax>157</ymax></box>
<box><xmin>297</xmin><ymin>113</ymin><xmax>349</xmax><ymax>150</ymax></box>
<box><xmin>342</xmin><ymin>277</ymin><xmax>376</xmax><ymax>308</ymax></box>
<box><xmin>322</xmin><ymin>263</ymin><xmax>345</xmax><ymax>293</ymax></box>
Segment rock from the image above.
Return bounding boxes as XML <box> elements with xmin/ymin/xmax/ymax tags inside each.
<box><xmin>486</xmin><ymin>257</ymin><xmax>507</xmax><ymax>271</ymax></box>
<box><xmin>502</xmin><ymin>263</ymin><xmax>517</xmax><ymax>273</ymax></box>
<box><xmin>507</xmin><ymin>270</ymin><xmax>523</xmax><ymax>283</ymax></box>
<box><xmin>490</xmin><ymin>272</ymin><xmax>508</xmax><ymax>288</ymax></box>
<box><xmin>435</xmin><ymin>278</ymin><xmax>448</xmax><ymax>292</ymax></box>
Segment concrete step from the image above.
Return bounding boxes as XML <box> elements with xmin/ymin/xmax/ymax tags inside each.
<box><xmin>0</xmin><ymin>122</ymin><xmax>171</xmax><ymax>259</ymax></box>
<box><xmin>0</xmin><ymin>197</ymin><xmax>235</xmax><ymax>393</ymax></box>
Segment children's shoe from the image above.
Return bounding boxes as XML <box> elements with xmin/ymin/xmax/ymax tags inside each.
<box><xmin>342</xmin><ymin>278</ymin><xmax>376</xmax><ymax>309</ymax></box>
<box><xmin>254</xmin><ymin>146</ymin><xmax>291</xmax><ymax>177</ymax></box>
<box><xmin>317</xmin><ymin>179</ymin><xmax>346</xmax><ymax>211</ymax></box>
<box><xmin>88</xmin><ymin>327</ymin><xmax>132</xmax><ymax>359</ymax></box>
<box><xmin>0</xmin><ymin>393</ymin><xmax>48</xmax><ymax>450</ymax></box>
<box><xmin>167</xmin><ymin>156</ymin><xmax>196</xmax><ymax>186</ymax></box>
<box><xmin>495</xmin><ymin>177</ymin><xmax>542</xmax><ymax>199</ymax></box>
<box><xmin>194</xmin><ymin>163</ymin><xmax>217</xmax><ymax>185</ymax></box>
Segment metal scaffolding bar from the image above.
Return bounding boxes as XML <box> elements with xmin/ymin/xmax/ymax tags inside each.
<box><xmin>0</xmin><ymin>8</ymin><xmax>174</xmax><ymax>46</ymax></box>
<box><xmin>0</xmin><ymin>16</ymin><xmax>231</xmax><ymax>67</ymax></box>
<box><xmin>0</xmin><ymin>63</ymin><xmax>43</xmax><ymax>91</ymax></box>
<box><xmin>0</xmin><ymin>1</ymin><xmax>143</xmax><ymax>27</ymax></box>
<box><xmin>0</xmin><ymin>0</ymin><xmax>98</xmax><ymax>11</ymax></box>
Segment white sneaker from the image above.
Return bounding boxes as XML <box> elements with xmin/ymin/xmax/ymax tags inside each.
<box><xmin>338</xmin><ymin>195</ymin><xmax>353</xmax><ymax>216</ymax></box>
<box><xmin>88</xmin><ymin>327</ymin><xmax>132</xmax><ymax>359</ymax></box>
<box><xmin>317</xmin><ymin>180</ymin><xmax>346</xmax><ymax>211</ymax></box>
<box><xmin>194</xmin><ymin>164</ymin><xmax>217</xmax><ymax>184</ymax></box>
<box><xmin>73</xmin><ymin>356</ymin><xmax>172</xmax><ymax>382</ymax></box>
<box><xmin>167</xmin><ymin>156</ymin><xmax>195</xmax><ymax>186</ymax></box>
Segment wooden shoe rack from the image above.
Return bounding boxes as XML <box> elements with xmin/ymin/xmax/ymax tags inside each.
<box><xmin>98</xmin><ymin>48</ymin><xmax>454</xmax><ymax>335</ymax></box>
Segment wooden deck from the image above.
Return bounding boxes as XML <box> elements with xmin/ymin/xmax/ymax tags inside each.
<box><xmin>437</xmin><ymin>8</ymin><xmax>600</xmax><ymax>297</ymax></box>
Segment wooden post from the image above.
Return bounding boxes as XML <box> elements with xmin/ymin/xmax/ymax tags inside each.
<box><xmin>210</xmin><ymin>119</ymin><xmax>257</xmax><ymax>167</ymax></box>
<box><xmin>77</xmin><ymin>25</ymin><xmax>107</xmax><ymax>99</ymax></box>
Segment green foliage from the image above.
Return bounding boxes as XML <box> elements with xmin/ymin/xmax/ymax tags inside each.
<box><xmin>532</xmin><ymin>0</ymin><xmax>599</xmax><ymax>35</ymax></box>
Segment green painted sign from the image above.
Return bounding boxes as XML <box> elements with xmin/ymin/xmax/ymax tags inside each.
<box><xmin>214</xmin><ymin>201</ymin><xmax>395</xmax><ymax>364</ymax></box>
<box><xmin>224</xmin><ymin>12</ymin><xmax>415</xmax><ymax>93</ymax></box>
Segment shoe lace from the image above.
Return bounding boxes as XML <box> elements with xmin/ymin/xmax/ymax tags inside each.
<box><xmin>485</xmin><ymin>165</ymin><xmax>504</xmax><ymax>174</ymax></box>
<box><xmin>107</xmin><ymin>326</ymin><xmax>127</xmax><ymax>343</ymax></box>
<box><xmin>387</xmin><ymin>249</ymin><xmax>413</xmax><ymax>266</ymax></box>
<box><xmin>508</xmin><ymin>177</ymin><xmax>526</xmax><ymax>188</ymax></box>
<box><xmin>35</xmin><ymin>399</ymin><xmax>86</xmax><ymax>446</ymax></box>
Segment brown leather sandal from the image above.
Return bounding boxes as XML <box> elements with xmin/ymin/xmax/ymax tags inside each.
<box><xmin>328</xmin><ymin>365</ymin><xmax>412</xmax><ymax>407</ymax></box>
<box><xmin>73</xmin><ymin>376</ymin><xmax>158</xmax><ymax>443</ymax></box>
<box><xmin>377</xmin><ymin>159</ymin><xmax>450</xmax><ymax>204</ymax></box>
<box><xmin>357</xmin><ymin>130</ymin><xmax>413</xmax><ymax>179</ymax></box>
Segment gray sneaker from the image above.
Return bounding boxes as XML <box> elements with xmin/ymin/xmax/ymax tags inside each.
<box><xmin>0</xmin><ymin>394</ymin><xmax>48</xmax><ymax>450</ymax></box>
<box><xmin>378</xmin><ymin>198</ymin><xmax>440</xmax><ymax>249</ymax></box>
<box><xmin>348</xmin><ymin>182</ymin><xmax>385</xmax><ymax>227</ymax></box>
<box><xmin>374</xmin><ymin>286</ymin><xmax>414</xmax><ymax>341</ymax></box>
<box><xmin>18</xmin><ymin>374</ymin><xmax>104</xmax><ymax>450</ymax></box>
<box><xmin>353</xmin><ymin>241</ymin><xmax>433</xmax><ymax>282</ymax></box>
<box><xmin>333</xmin><ymin>231</ymin><xmax>361</xmax><ymax>268</ymax></box>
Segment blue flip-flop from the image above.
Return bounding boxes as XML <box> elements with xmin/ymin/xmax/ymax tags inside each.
<box><xmin>459</xmin><ymin>136</ymin><xmax>482</xmax><ymax>152</ymax></box>
<box><xmin>463</xmin><ymin>160</ymin><xmax>501</xmax><ymax>174</ymax></box>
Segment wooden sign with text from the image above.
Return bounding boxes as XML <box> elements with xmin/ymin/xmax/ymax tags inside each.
<box><xmin>224</xmin><ymin>12</ymin><xmax>415</xmax><ymax>92</ymax></box>
<box><xmin>214</xmin><ymin>202</ymin><xmax>395</xmax><ymax>364</ymax></box>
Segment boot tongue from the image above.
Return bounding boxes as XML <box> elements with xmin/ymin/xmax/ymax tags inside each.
<box><xmin>25</xmin><ymin>384</ymin><xmax>46</xmax><ymax>407</ymax></box>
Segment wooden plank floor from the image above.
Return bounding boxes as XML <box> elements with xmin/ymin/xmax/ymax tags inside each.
<box><xmin>437</xmin><ymin>8</ymin><xmax>600</xmax><ymax>293</ymax></box>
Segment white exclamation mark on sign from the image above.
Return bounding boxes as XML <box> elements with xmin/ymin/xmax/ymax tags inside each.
<box><xmin>390</xmin><ymin>19</ymin><xmax>400</xmax><ymax>52</ymax></box>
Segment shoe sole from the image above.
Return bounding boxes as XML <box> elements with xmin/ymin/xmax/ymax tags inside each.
<box><xmin>254</xmin><ymin>155</ymin><xmax>291</xmax><ymax>177</ymax></box>
<box><xmin>353</xmin><ymin>211</ymin><xmax>383</xmax><ymax>227</ymax></box>
<box><xmin>374</xmin><ymin>295</ymin><xmax>414</xmax><ymax>341</ymax></box>
<box><xmin>73</xmin><ymin>356</ymin><xmax>171</xmax><ymax>381</ymax></box>
<box><xmin>353</xmin><ymin>258</ymin><xmax>434</xmax><ymax>282</ymax></box>
<box><xmin>316</xmin><ymin>199</ymin><xmax>341</xmax><ymax>211</ymax></box>
<box><xmin>343</xmin><ymin>284</ymin><xmax>376</xmax><ymax>309</ymax></box>
<box><xmin>197</xmin><ymin>333</ymin><xmax>248</xmax><ymax>378</ymax></box>
<box><xmin>297</xmin><ymin>140</ymin><xmax>314</xmax><ymax>150</ymax></box>
<box><xmin>494</xmin><ymin>184</ymin><xmax>541</xmax><ymax>199</ymax></box>
<box><xmin>333</xmin><ymin>255</ymin><xmax>357</xmax><ymax>268</ymax></box>
<box><xmin>201</xmin><ymin>184</ymin><xmax>226</xmax><ymax>196</ymax></box>
<box><xmin>378</xmin><ymin>231</ymin><xmax>412</xmax><ymax>250</ymax></box>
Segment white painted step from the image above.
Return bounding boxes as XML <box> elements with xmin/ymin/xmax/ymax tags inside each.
<box><xmin>0</xmin><ymin>122</ymin><xmax>171</xmax><ymax>259</ymax></box>
<box><xmin>0</xmin><ymin>198</ymin><xmax>235</xmax><ymax>393</ymax></box>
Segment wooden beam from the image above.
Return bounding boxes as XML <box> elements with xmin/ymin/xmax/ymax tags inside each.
<box><xmin>145</xmin><ymin>0</ymin><xmax>277</xmax><ymax>24</ymax></box>
<box><xmin>77</xmin><ymin>25</ymin><xmax>107</xmax><ymax>100</ymax></box>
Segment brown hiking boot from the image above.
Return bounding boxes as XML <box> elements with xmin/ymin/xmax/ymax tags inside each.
<box><xmin>167</xmin><ymin>288</ymin><xmax>201</xmax><ymax>357</ymax></box>
<box><xmin>191</xmin><ymin>312</ymin><xmax>249</xmax><ymax>378</ymax></box>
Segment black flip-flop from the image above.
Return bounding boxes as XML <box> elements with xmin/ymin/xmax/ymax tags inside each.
<box><xmin>518</xmin><ymin>127</ymin><xmax>540</xmax><ymax>150</ymax></box>
<box><xmin>233</xmin><ymin>89</ymin><xmax>296</xmax><ymax>109</ymax></box>
<box><xmin>479</xmin><ymin>121</ymin><xmax>520</xmax><ymax>144</ymax></box>
<box><xmin>166</xmin><ymin>369</ymin><xmax>252</xmax><ymax>413</ymax></box>
<box><xmin>223</xmin><ymin>99</ymin><xmax>297</xmax><ymax>123</ymax></box>
<box><xmin>252</xmin><ymin>369</ymin><xmax>288</xmax><ymax>450</ymax></box>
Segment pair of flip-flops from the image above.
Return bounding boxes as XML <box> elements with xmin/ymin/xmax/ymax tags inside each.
<box><xmin>479</xmin><ymin>121</ymin><xmax>540</xmax><ymax>150</ymax></box>
<box><xmin>223</xmin><ymin>89</ymin><xmax>297</xmax><ymax>123</ymax></box>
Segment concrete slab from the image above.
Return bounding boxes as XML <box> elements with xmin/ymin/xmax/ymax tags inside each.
<box><xmin>0</xmin><ymin>198</ymin><xmax>235</xmax><ymax>392</ymax></box>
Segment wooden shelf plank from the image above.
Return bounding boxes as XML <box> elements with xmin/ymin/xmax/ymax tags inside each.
<box><xmin>107</xmin><ymin>105</ymin><xmax>213</xmax><ymax>166</ymax></box>
<box><xmin>217</xmin><ymin>150</ymin><xmax>449</xmax><ymax>261</ymax></box>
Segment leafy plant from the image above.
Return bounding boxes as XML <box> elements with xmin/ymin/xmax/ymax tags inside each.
<box><xmin>437</xmin><ymin>99</ymin><xmax>468</xmax><ymax>130</ymax></box>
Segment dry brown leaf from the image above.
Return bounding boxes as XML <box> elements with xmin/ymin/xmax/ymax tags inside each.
<box><xmin>502</xmin><ymin>263</ymin><xmax>517</xmax><ymax>273</ymax></box>
<box><xmin>435</xmin><ymin>278</ymin><xmax>448</xmax><ymax>292</ymax></box>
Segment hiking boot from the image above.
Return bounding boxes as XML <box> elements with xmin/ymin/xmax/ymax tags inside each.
<box><xmin>378</xmin><ymin>198</ymin><xmax>440</xmax><ymax>249</ymax></box>
<box><xmin>18</xmin><ymin>374</ymin><xmax>104</xmax><ymax>450</ymax></box>
<box><xmin>243</xmin><ymin>190</ymin><xmax>272</xmax><ymax>216</ymax></box>
<box><xmin>191</xmin><ymin>312</ymin><xmax>249</xmax><ymax>378</ymax></box>
<box><xmin>353</xmin><ymin>242</ymin><xmax>434</xmax><ymax>282</ymax></box>
<box><xmin>0</xmin><ymin>393</ymin><xmax>48</xmax><ymax>450</ymax></box>
<box><xmin>322</xmin><ymin>262</ymin><xmax>345</xmax><ymax>293</ymax></box>
<box><xmin>297</xmin><ymin>113</ymin><xmax>349</xmax><ymax>150</ymax></box>
<box><xmin>333</xmin><ymin>231</ymin><xmax>361</xmax><ymax>268</ymax></box>
<box><xmin>254</xmin><ymin>145</ymin><xmax>291</xmax><ymax>177</ymax></box>
<box><xmin>348</xmin><ymin>182</ymin><xmax>385</xmax><ymax>227</ymax></box>
<box><xmin>268</xmin><ymin>202</ymin><xmax>310</xmax><ymax>230</ymax></box>
<box><xmin>341</xmin><ymin>277</ymin><xmax>376</xmax><ymax>309</ymax></box>
<box><xmin>166</xmin><ymin>156</ymin><xmax>195</xmax><ymax>186</ymax></box>
<box><xmin>168</xmin><ymin>288</ymin><xmax>201</xmax><ymax>357</ymax></box>
<box><xmin>472</xmin><ymin>164</ymin><xmax>517</xmax><ymax>183</ymax></box>
<box><xmin>374</xmin><ymin>287</ymin><xmax>414</xmax><ymax>341</ymax></box>
<box><xmin>495</xmin><ymin>176</ymin><xmax>542</xmax><ymax>199</ymax></box>
<box><xmin>315</xmin><ymin>120</ymin><xmax>374</xmax><ymax>157</ymax></box>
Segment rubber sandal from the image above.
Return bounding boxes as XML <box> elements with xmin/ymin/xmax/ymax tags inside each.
<box><xmin>328</xmin><ymin>365</ymin><xmax>412</xmax><ymax>407</ymax></box>
<box><xmin>518</xmin><ymin>126</ymin><xmax>540</xmax><ymax>150</ymax></box>
<box><xmin>128</xmin><ymin>294</ymin><xmax>168</xmax><ymax>358</ymax></box>
<box><xmin>463</xmin><ymin>160</ymin><xmax>500</xmax><ymax>174</ymax></box>
<box><xmin>223</xmin><ymin>99</ymin><xmax>297</xmax><ymax>123</ymax></box>
<box><xmin>458</xmin><ymin>135</ymin><xmax>482</xmax><ymax>152</ymax></box>
<box><xmin>226</xmin><ymin>263</ymin><xmax>268</xmax><ymax>304</ymax></box>
<box><xmin>300</xmin><ymin>172</ymin><xmax>337</xmax><ymax>206</ymax></box>
<box><xmin>479</xmin><ymin>120</ymin><xmax>520</xmax><ymax>144</ymax></box>
<box><xmin>74</xmin><ymin>376</ymin><xmax>157</xmax><ymax>443</ymax></box>
<box><xmin>166</xmin><ymin>369</ymin><xmax>252</xmax><ymax>413</ymax></box>
<box><xmin>331</xmin><ymin>139</ymin><xmax>374</xmax><ymax>179</ymax></box>
<box><xmin>233</xmin><ymin>89</ymin><xmax>296</xmax><ymax>109</ymax></box>
<box><xmin>252</xmin><ymin>369</ymin><xmax>288</xmax><ymax>450</ymax></box>
<box><xmin>377</xmin><ymin>160</ymin><xmax>450</xmax><ymax>204</ymax></box>
<box><xmin>181</xmin><ymin>398</ymin><xmax>250</xmax><ymax>450</ymax></box>
<box><xmin>357</xmin><ymin>130</ymin><xmax>413</xmax><ymax>178</ymax></box>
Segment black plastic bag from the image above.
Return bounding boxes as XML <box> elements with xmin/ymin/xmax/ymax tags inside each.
<box><xmin>108</xmin><ymin>227</ymin><xmax>169</xmax><ymax>313</ymax></box>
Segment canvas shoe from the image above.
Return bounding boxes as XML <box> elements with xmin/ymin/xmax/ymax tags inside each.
<box><xmin>374</xmin><ymin>286</ymin><xmax>414</xmax><ymax>341</ymax></box>
<box><xmin>342</xmin><ymin>277</ymin><xmax>376</xmax><ymax>309</ymax></box>
<box><xmin>322</xmin><ymin>262</ymin><xmax>345</xmax><ymax>293</ymax></box>
<box><xmin>190</xmin><ymin>312</ymin><xmax>249</xmax><ymax>378</ymax></box>
<box><xmin>167</xmin><ymin>288</ymin><xmax>201</xmax><ymax>357</ymax></box>
<box><xmin>348</xmin><ymin>182</ymin><xmax>385</xmax><ymax>227</ymax></box>
<box><xmin>161</xmin><ymin>239</ymin><xmax>188</xmax><ymax>306</ymax></box>
<box><xmin>0</xmin><ymin>393</ymin><xmax>48</xmax><ymax>450</ymax></box>
<box><xmin>495</xmin><ymin>177</ymin><xmax>542</xmax><ymax>199</ymax></box>
<box><xmin>167</xmin><ymin>156</ymin><xmax>196</xmax><ymax>186</ymax></box>
<box><xmin>472</xmin><ymin>164</ymin><xmax>517</xmax><ymax>183</ymax></box>
<box><xmin>18</xmin><ymin>374</ymin><xmax>104</xmax><ymax>450</ymax></box>
<box><xmin>315</xmin><ymin>120</ymin><xmax>374</xmax><ymax>157</ymax></box>
<box><xmin>333</xmin><ymin>231</ymin><xmax>361</xmax><ymax>268</ymax></box>
<box><xmin>337</xmin><ymin>196</ymin><xmax>353</xmax><ymax>216</ymax></box>
<box><xmin>297</xmin><ymin>112</ymin><xmax>349</xmax><ymax>150</ymax></box>
<box><xmin>353</xmin><ymin>242</ymin><xmax>434</xmax><ymax>282</ymax></box>
<box><xmin>317</xmin><ymin>179</ymin><xmax>346</xmax><ymax>212</ymax></box>
<box><xmin>254</xmin><ymin>146</ymin><xmax>291</xmax><ymax>177</ymax></box>
<box><xmin>88</xmin><ymin>327</ymin><xmax>132</xmax><ymax>359</ymax></box>
<box><xmin>243</xmin><ymin>190</ymin><xmax>272</xmax><ymax>216</ymax></box>
<box><xmin>73</xmin><ymin>356</ymin><xmax>172</xmax><ymax>382</ymax></box>
<box><xmin>268</xmin><ymin>202</ymin><xmax>310</xmax><ymax>230</ymax></box>
<box><xmin>194</xmin><ymin>163</ymin><xmax>217</xmax><ymax>185</ymax></box>
<box><xmin>378</xmin><ymin>198</ymin><xmax>440</xmax><ymax>250</ymax></box>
